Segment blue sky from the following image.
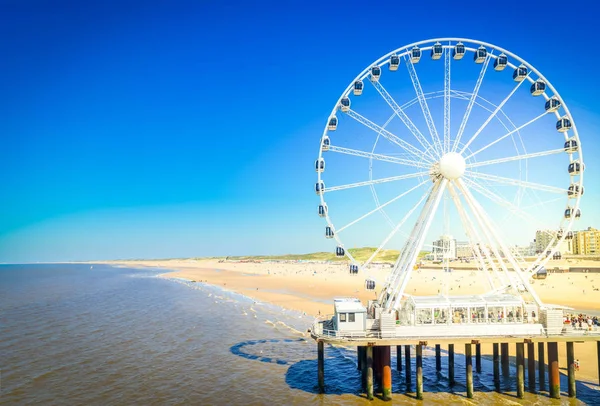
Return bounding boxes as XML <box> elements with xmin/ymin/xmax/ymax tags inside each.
<box><xmin>1</xmin><ymin>0</ymin><xmax>598</xmax><ymax>262</ymax></box>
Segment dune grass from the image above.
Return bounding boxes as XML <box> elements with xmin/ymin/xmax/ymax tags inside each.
<box><xmin>225</xmin><ymin>248</ymin><xmax>430</xmax><ymax>263</ymax></box>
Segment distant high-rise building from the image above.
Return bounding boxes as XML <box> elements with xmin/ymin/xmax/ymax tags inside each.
<box><xmin>535</xmin><ymin>230</ymin><xmax>554</xmax><ymax>254</ymax></box>
<box><xmin>572</xmin><ymin>227</ymin><xmax>599</xmax><ymax>255</ymax></box>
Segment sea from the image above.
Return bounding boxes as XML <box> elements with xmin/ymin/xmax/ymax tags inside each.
<box><xmin>1</xmin><ymin>264</ymin><xmax>598</xmax><ymax>405</ymax></box>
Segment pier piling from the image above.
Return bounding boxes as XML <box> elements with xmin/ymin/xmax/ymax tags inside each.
<box><xmin>360</xmin><ymin>347</ymin><xmax>367</xmax><ymax>391</ymax></box>
<box><xmin>538</xmin><ymin>342</ymin><xmax>546</xmax><ymax>392</ymax></box>
<box><xmin>567</xmin><ymin>342</ymin><xmax>576</xmax><ymax>398</ymax></box>
<box><xmin>416</xmin><ymin>344</ymin><xmax>423</xmax><ymax>400</ymax></box>
<box><xmin>318</xmin><ymin>341</ymin><xmax>325</xmax><ymax>394</ymax></box>
<box><xmin>527</xmin><ymin>342</ymin><xmax>536</xmax><ymax>392</ymax></box>
<box><xmin>366</xmin><ymin>346</ymin><xmax>374</xmax><ymax>400</ymax></box>
<box><xmin>382</xmin><ymin>346</ymin><xmax>392</xmax><ymax>401</ymax></box>
<box><xmin>357</xmin><ymin>347</ymin><xmax>363</xmax><ymax>371</ymax></box>
<box><xmin>465</xmin><ymin>343</ymin><xmax>473</xmax><ymax>398</ymax></box>
<box><xmin>475</xmin><ymin>343</ymin><xmax>481</xmax><ymax>373</ymax></box>
<box><xmin>501</xmin><ymin>343</ymin><xmax>509</xmax><ymax>377</ymax></box>
<box><xmin>493</xmin><ymin>343</ymin><xmax>500</xmax><ymax>390</ymax></box>
<box><xmin>548</xmin><ymin>342</ymin><xmax>560</xmax><ymax>399</ymax></box>
<box><xmin>396</xmin><ymin>345</ymin><xmax>402</xmax><ymax>372</ymax></box>
<box><xmin>373</xmin><ymin>347</ymin><xmax>381</xmax><ymax>389</ymax></box>
<box><xmin>516</xmin><ymin>342</ymin><xmax>525</xmax><ymax>399</ymax></box>
<box><xmin>448</xmin><ymin>344</ymin><xmax>455</xmax><ymax>386</ymax></box>
<box><xmin>435</xmin><ymin>344</ymin><xmax>441</xmax><ymax>372</ymax></box>
<box><xmin>405</xmin><ymin>345</ymin><xmax>412</xmax><ymax>387</ymax></box>
<box><xmin>597</xmin><ymin>341</ymin><xmax>600</xmax><ymax>386</ymax></box>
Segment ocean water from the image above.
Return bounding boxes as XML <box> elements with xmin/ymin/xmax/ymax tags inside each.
<box><xmin>1</xmin><ymin>264</ymin><xmax>598</xmax><ymax>405</ymax></box>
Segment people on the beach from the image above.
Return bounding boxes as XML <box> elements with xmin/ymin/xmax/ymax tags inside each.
<box><xmin>563</xmin><ymin>313</ymin><xmax>599</xmax><ymax>330</ymax></box>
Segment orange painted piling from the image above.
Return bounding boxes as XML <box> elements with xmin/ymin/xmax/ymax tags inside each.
<box><xmin>382</xmin><ymin>346</ymin><xmax>392</xmax><ymax>401</ymax></box>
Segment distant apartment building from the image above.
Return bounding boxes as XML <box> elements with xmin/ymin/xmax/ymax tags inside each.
<box><xmin>534</xmin><ymin>229</ymin><xmax>554</xmax><ymax>254</ymax></box>
<box><xmin>510</xmin><ymin>244</ymin><xmax>535</xmax><ymax>257</ymax></box>
<box><xmin>455</xmin><ymin>241</ymin><xmax>472</xmax><ymax>258</ymax></box>
<box><xmin>572</xmin><ymin>227</ymin><xmax>599</xmax><ymax>255</ymax></box>
<box><xmin>430</xmin><ymin>235</ymin><xmax>456</xmax><ymax>260</ymax></box>
<box><xmin>534</xmin><ymin>229</ymin><xmax>572</xmax><ymax>255</ymax></box>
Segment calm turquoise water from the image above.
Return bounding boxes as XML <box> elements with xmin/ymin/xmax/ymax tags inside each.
<box><xmin>1</xmin><ymin>264</ymin><xmax>598</xmax><ymax>405</ymax></box>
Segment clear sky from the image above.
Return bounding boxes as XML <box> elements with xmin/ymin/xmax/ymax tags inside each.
<box><xmin>1</xmin><ymin>0</ymin><xmax>598</xmax><ymax>262</ymax></box>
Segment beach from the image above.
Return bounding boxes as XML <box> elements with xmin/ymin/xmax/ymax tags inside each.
<box><xmin>106</xmin><ymin>258</ymin><xmax>600</xmax><ymax>385</ymax></box>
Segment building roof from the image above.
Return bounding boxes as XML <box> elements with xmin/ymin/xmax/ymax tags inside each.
<box><xmin>334</xmin><ymin>297</ymin><xmax>367</xmax><ymax>313</ymax></box>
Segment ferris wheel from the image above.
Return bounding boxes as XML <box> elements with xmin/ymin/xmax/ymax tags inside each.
<box><xmin>315</xmin><ymin>38</ymin><xmax>584</xmax><ymax>311</ymax></box>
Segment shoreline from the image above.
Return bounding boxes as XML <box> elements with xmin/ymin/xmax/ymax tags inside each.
<box><xmin>104</xmin><ymin>259</ymin><xmax>600</xmax><ymax>316</ymax></box>
<box><xmin>106</xmin><ymin>259</ymin><xmax>600</xmax><ymax>384</ymax></box>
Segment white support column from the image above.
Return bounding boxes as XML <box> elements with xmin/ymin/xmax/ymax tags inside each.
<box><xmin>389</xmin><ymin>179</ymin><xmax>449</xmax><ymax>311</ymax></box>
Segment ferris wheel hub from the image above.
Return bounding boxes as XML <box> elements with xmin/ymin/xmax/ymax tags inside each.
<box><xmin>438</xmin><ymin>152</ymin><xmax>466</xmax><ymax>180</ymax></box>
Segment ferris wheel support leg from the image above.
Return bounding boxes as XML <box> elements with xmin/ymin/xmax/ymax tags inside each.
<box><xmin>376</xmin><ymin>185</ymin><xmax>436</xmax><ymax>303</ymax></box>
<box><xmin>382</xmin><ymin>182</ymin><xmax>441</xmax><ymax>305</ymax></box>
<box><xmin>455</xmin><ymin>180</ymin><xmax>519</xmax><ymax>291</ymax></box>
<box><xmin>388</xmin><ymin>179</ymin><xmax>448</xmax><ymax>311</ymax></box>
<box><xmin>447</xmin><ymin>182</ymin><xmax>495</xmax><ymax>291</ymax></box>
<box><xmin>457</xmin><ymin>179</ymin><xmax>545</xmax><ymax>308</ymax></box>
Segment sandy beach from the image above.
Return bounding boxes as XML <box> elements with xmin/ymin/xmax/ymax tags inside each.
<box><xmin>106</xmin><ymin>258</ymin><xmax>600</xmax><ymax>384</ymax></box>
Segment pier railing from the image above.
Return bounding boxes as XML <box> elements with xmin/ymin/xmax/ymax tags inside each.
<box><xmin>309</xmin><ymin>317</ymin><xmax>600</xmax><ymax>342</ymax></box>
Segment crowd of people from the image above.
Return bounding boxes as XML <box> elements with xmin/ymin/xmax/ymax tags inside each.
<box><xmin>563</xmin><ymin>313</ymin><xmax>600</xmax><ymax>330</ymax></box>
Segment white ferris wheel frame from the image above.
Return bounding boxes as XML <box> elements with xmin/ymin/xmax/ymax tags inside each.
<box><xmin>316</xmin><ymin>38</ymin><xmax>584</xmax><ymax>309</ymax></box>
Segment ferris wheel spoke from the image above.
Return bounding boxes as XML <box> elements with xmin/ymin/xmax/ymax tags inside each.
<box><xmin>362</xmin><ymin>183</ymin><xmax>434</xmax><ymax>270</ymax></box>
<box><xmin>336</xmin><ymin>179</ymin><xmax>429</xmax><ymax>234</ymax></box>
<box><xmin>463</xmin><ymin>177</ymin><xmax>555</xmax><ymax>230</ymax></box>
<box><xmin>404</xmin><ymin>56</ymin><xmax>443</xmax><ymax>157</ymax></box>
<box><xmin>464</xmin><ymin>112</ymin><xmax>548</xmax><ymax>160</ymax></box>
<box><xmin>463</xmin><ymin>177</ymin><xmax>563</xmax><ymax>268</ymax></box>
<box><xmin>329</xmin><ymin>145</ymin><xmax>429</xmax><ymax>169</ymax></box>
<box><xmin>345</xmin><ymin>109</ymin><xmax>432</xmax><ymax>163</ymax></box>
<box><xmin>452</xmin><ymin>54</ymin><xmax>492</xmax><ymax>152</ymax></box>
<box><xmin>443</xmin><ymin>44</ymin><xmax>451</xmax><ymax>154</ymax></box>
<box><xmin>370</xmin><ymin>80</ymin><xmax>437</xmax><ymax>159</ymax></box>
<box><xmin>460</xmin><ymin>72</ymin><xmax>531</xmax><ymax>154</ymax></box>
<box><xmin>466</xmin><ymin>148</ymin><xmax>565</xmax><ymax>168</ymax></box>
<box><xmin>465</xmin><ymin>171</ymin><xmax>566</xmax><ymax>194</ymax></box>
<box><xmin>325</xmin><ymin>171</ymin><xmax>428</xmax><ymax>193</ymax></box>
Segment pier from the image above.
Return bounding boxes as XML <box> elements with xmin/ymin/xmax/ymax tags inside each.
<box><xmin>310</xmin><ymin>298</ymin><xmax>600</xmax><ymax>400</ymax></box>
